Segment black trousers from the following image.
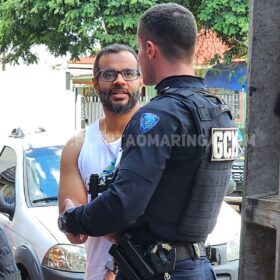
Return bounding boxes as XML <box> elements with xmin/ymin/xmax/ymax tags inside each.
<box><xmin>116</xmin><ymin>257</ymin><xmax>216</xmax><ymax>280</ymax></box>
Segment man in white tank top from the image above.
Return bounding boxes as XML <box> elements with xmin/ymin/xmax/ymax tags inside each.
<box><xmin>58</xmin><ymin>44</ymin><xmax>142</xmax><ymax>280</ymax></box>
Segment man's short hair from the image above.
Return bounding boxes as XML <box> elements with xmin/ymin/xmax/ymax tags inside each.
<box><xmin>138</xmin><ymin>3</ymin><xmax>197</xmax><ymax>62</ymax></box>
<box><xmin>93</xmin><ymin>44</ymin><xmax>139</xmax><ymax>78</ymax></box>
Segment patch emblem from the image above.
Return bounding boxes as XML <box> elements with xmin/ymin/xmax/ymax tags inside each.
<box><xmin>211</xmin><ymin>128</ymin><xmax>238</xmax><ymax>161</ymax></box>
<box><xmin>140</xmin><ymin>113</ymin><xmax>160</xmax><ymax>133</ymax></box>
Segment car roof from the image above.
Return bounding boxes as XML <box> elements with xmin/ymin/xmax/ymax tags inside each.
<box><xmin>0</xmin><ymin>127</ymin><xmax>70</xmax><ymax>151</ymax></box>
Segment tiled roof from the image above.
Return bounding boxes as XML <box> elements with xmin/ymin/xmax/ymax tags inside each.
<box><xmin>195</xmin><ymin>29</ymin><xmax>229</xmax><ymax>64</ymax></box>
<box><xmin>69</xmin><ymin>57</ymin><xmax>95</xmax><ymax>64</ymax></box>
<box><xmin>68</xmin><ymin>30</ymin><xmax>229</xmax><ymax>66</ymax></box>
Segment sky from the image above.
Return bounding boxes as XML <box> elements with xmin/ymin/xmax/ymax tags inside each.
<box><xmin>0</xmin><ymin>46</ymin><xmax>76</xmax><ymax>141</ymax></box>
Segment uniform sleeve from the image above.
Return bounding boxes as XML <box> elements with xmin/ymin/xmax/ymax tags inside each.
<box><xmin>66</xmin><ymin>105</ymin><xmax>180</xmax><ymax>236</ymax></box>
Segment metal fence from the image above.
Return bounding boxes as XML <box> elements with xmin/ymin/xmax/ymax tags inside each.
<box><xmin>80</xmin><ymin>88</ymin><xmax>246</xmax><ymax>130</ymax></box>
<box><xmin>80</xmin><ymin>95</ymin><xmax>152</xmax><ymax>127</ymax></box>
<box><xmin>208</xmin><ymin>88</ymin><xmax>246</xmax><ymax>129</ymax></box>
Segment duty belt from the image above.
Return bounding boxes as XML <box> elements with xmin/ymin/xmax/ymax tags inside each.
<box><xmin>110</xmin><ymin>235</ymin><xmax>209</xmax><ymax>280</ymax></box>
<box><xmin>169</xmin><ymin>241</ymin><xmax>207</xmax><ymax>261</ymax></box>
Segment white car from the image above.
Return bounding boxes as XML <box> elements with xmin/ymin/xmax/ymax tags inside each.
<box><xmin>0</xmin><ymin>128</ymin><xmax>240</xmax><ymax>280</ymax></box>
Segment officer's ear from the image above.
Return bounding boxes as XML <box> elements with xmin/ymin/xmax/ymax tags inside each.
<box><xmin>146</xmin><ymin>40</ymin><xmax>158</xmax><ymax>59</ymax></box>
<box><xmin>92</xmin><ymin>77</ymin><xmax>99</xmax><ymax>95</ymax></box>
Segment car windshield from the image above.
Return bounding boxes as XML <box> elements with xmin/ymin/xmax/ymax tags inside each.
<box><xmin>25</xmin><ymin>146</ymin><xmax>63</xmax><ymax>205</ymax></box>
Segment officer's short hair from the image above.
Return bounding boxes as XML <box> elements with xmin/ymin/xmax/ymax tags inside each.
<box><xmin>138</xmin><ymin>3</ymin><xmax>197</xmax><ymax>62</ymax></box>
<box><xmin>93</xmin><ymin>44</ymin><xmax>139</xmax><ymax>78</ymax></box>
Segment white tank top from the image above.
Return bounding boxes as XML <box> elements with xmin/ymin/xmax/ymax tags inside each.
<box><xmin>78</xmin><ymin>119</ymin><xmax>121</xmax><ymax>280</ymax></box>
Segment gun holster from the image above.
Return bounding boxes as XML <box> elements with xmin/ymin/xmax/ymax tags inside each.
<box><xmin>109</xmin><ymin>234</ymin><xmax>155</xmax><ymax>280</ymax></box>
<box><xmin>109</xmin><ymin>235</ymin><xmax>176</xmax><ymax>279</ymax></box>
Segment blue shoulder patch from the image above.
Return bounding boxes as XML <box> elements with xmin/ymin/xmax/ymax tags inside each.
<box><xmin>140</xmin><ymin>113</ymin><xmax>160</xmax><ymax>133</ymax></box>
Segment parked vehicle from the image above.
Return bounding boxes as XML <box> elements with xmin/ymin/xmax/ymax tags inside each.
<box><xmin>0</xmin><ymin>128</ymin><xmax>240</xmax><ymax>280</ymax></box>
<box><xmin>0</xmin><ymin>128</ymin><xmax>85</xmax><ymax>280</ymax></box>
<box><xmin>225</xmin><ymin>146</ymin><xmax>245</xmax><ymax>210</ymax></box>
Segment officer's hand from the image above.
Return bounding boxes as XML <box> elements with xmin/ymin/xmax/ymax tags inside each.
<box><xmin>66</xmin><ymin>233</ymin><xmax>88</xmax><ymax>244</ymax></box>
<box><xmin>103</xmin><ymin>270</ymin><xmax>116</xmax><ymax>280</ymax></box>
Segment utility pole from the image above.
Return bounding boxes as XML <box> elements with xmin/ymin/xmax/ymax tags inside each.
<box><xmin>239</xmin><ymin>0</ymin><xmax>280</xmax><ymax>279</ymax></box>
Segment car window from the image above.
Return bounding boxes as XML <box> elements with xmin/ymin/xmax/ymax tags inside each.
<box><xmin>25</xmin><ymin>146</ymin><xmax>62</xmax><ymax>205</ymax></box>
<box><xmin>0</xmin><ymin>146</ymin><xmax>16</xmax><ymax>173</ymax></box>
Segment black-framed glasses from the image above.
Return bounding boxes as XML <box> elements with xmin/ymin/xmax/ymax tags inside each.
<box><xmin>98</xmin><ymin>68</ymin><xmax>141</xmax><ymax>82</ymax></box>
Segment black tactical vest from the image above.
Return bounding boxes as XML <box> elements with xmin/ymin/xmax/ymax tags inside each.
<box><xmin>135</xmin><ymin>88</ymin><xmax>237</xmax><ymax>243</ymax></box>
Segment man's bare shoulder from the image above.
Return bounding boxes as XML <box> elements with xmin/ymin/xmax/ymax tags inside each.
<box><xmin>62</xmin><ymin>130</ymin><xmax>85</xmax><ymax>156</ymax></box>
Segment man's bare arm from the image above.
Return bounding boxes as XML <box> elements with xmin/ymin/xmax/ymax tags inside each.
<box><xmin>58</xmin><ymin>130</ymin><xmax>88</xmax><ymax>243</ymax></box>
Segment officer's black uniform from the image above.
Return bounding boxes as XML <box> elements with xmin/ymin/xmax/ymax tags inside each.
<box><xmin>0</xmin><ymin>228</ymin><xmax>21</xmax><ymax>279</ymax></box>
<box><xmin>64</xmin><ymin>76</ymin><xmax>237</xmax><ymax>279</ymax></box>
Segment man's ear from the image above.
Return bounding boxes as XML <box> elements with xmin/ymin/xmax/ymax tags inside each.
<box><xmin>92</xmin><ymin>77</ymin><xmax>99</xmax><ymax>95</ymax></box>
<box><xmin>146</xmin><ymin>40</ymin><xmax>157</xmax><ymax>59</ymax></box>
<box><xmin>139</xmin><ymin>76</ymin><xmax>144</xmax><ymax>87</ymax></box>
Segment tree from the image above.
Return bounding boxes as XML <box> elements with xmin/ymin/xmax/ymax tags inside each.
<box><xmin>196</xmin><ymin>0</ymin><xmax>248</xmax><ymax>62</ymax></box>
<box><xmin>0</xmin><ymin>0</ymin><xmax>248</xmax><ymax>65</ymax></box>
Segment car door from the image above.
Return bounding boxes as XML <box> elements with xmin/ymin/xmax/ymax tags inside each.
<box><xmin>0</xmin><ymin>145</ymin><xmax>17</xmax><ymax>243</ymax></box>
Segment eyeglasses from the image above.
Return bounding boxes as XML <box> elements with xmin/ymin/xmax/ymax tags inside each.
<box><xmin>98</xmin><ymin>68</ymin><xmax>141</xmax><ymax>82</ymax></box>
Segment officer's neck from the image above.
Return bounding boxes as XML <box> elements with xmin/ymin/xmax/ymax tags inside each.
<box><xmin>100</xmin><ymin>104</ymin><xmax>140</xmax><ymax>143</ymax></box>
<box><xmin>153</xmin><ymin>57</ymin><xmax>195</xmax><ymax>85</ymax></box>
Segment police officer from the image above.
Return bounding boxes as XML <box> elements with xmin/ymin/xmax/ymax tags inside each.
<box><xmin>58</xmin><ymin>3</ymin><xmax>238</xmax><ymax>280</ymax></box>
<box><xmin>0</xmin><ymin>228</ymin><xmax>21</xmax><ymax>279</ymax></box>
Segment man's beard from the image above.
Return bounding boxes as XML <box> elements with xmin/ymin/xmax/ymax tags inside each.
<box><xmin>98</xmin><ymin>87</ymin><xmax>140</xmax><ymax>114</ymax></box>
